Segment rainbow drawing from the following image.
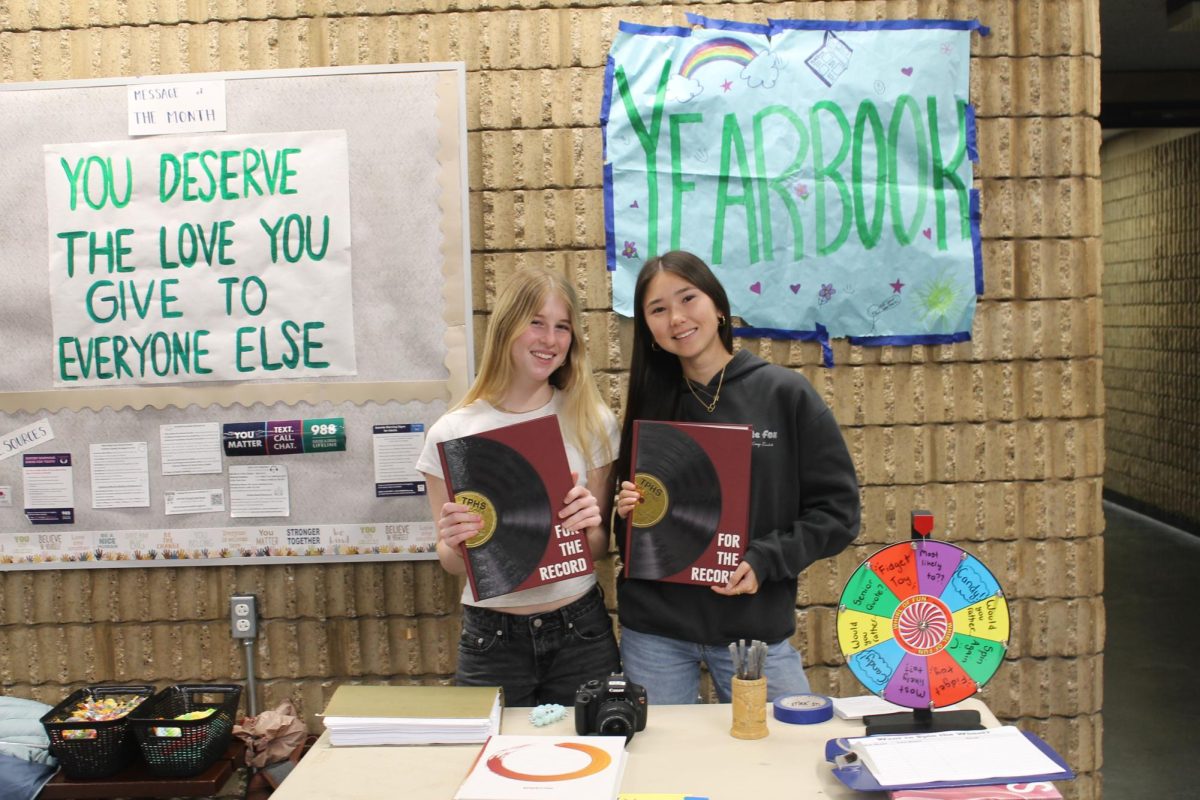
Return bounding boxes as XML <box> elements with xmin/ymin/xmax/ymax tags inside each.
<box><xmin>678</xmin><ymin>37</ymin><xmax>758</xmax><ymax>78</ymax></box>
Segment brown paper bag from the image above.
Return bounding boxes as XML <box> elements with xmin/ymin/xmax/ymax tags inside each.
<box><xmin>233</xmin><ymin>701</ymin><xmax>308</xmax><ymax>768</ymax></box>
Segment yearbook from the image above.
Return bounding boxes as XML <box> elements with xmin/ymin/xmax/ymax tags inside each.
<box><xmin>320</xmin><ymin>684</ymin><xmax>502</xmax><ymax>746</ymax></box>
<box><xmin>625</xmin><ymin>420</ymin><xmax>751</xmax><ymax>586</ymax></box>
<box><xmin>438</xmin><ymin>414</ymin><xmax>592</xmax><ymax>600</ymax></box>
<box><xmin>454</xmin><ymin>735</ymin><xmax>627</xmax><ymax>800</ymax></box>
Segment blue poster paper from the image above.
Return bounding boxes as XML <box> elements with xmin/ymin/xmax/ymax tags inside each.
<box><xmin>602</xmin><ymin>18</ymin><xmax>986</xmax><ymax>342</ymax></box>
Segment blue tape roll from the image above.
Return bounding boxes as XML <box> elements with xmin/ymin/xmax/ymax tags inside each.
<box><xmin>773</xmin><ymin>693</ymin><xmax>833</xmax><ymax>724</ymax></box>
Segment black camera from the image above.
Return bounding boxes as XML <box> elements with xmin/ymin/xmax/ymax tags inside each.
<box><xmin>574</xmin><ymin>674</ymin><xmax>648</xmax><ymax>742</ymax></box>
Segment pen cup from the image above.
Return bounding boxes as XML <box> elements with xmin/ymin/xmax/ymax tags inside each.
<box><xmin>730</xmin><ymin>677</ymin><xmax>768</xmax><ymax>740</ymax></box>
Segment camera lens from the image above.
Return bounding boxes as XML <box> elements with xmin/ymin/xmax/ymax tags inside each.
<box><xmin>595</xmin><ymin>699</ymin><xmax>636</xmax><ymax>741</ymax></box>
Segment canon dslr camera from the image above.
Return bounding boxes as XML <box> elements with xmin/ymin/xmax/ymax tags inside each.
<box><xmin>574</xmin><ymin>674</ymin><xmax>648</xmax><ymax>742</ymax></box>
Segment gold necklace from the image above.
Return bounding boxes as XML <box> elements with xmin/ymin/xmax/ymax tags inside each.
<box><xmin>685</xmin><ymin>365</ymin><xmax>726</xmax><ymax>413</ymax></box>
<box><xmin>492</xmin><ymin>390</ymin><xmax>553</xmax><ymax>414</ymax></box>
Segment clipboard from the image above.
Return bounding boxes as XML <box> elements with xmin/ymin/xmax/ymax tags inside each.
<box><xmin>824</xmin><ymin>730</ymin><xmax>1074</xmax><ymax>792</ymax></box>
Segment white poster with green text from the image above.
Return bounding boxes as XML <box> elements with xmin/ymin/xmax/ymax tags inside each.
<box><xmin>45</xmin><ymin>129</ymin><xmax>355</xmax><ymax>386</ymax></box>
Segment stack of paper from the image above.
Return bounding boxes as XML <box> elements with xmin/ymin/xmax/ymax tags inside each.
<box><xmin>845</xmin><ymin>727</ymin><xmax>1065</xmax><ymax>786</ymax></box>
<box><xmin>320</xmin><ymin>685</ymin><xmax>502</xmax><ymax>746</ymax></box>
<box><xmin>454</xmin><ymin>735</ymin><xmax>627</xmax><ymax>800</ymax></box>
<box><xmin>831</xmin><ymin>695</ymin><xmax>907</xmax><ymax>720</ymax></box>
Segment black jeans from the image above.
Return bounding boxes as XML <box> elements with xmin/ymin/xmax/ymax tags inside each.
<box><xmin>456</xmin><ymin>585</ymin><xmax>621</xmax><ymax>707</ymax></box>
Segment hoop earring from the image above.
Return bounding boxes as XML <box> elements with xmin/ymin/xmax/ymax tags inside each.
<box><xmin>718</xmin><ymin>315</ymin><xmax>726</xmax><ymax>327</ymax></box>
<box><xmin>650</xmin><ymin>341</ymin><xmax>660</xmax><ymax>351</ymax></box>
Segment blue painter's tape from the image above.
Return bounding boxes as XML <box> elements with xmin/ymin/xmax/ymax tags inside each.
<box><xmin>604</xmin><ymin>161</ymin><xmax>617</xmax><ymax>270</ymax></box>
<box><xmin>686</xmin><ymin>13</ymin><xmax>772</xmax><ymax>35</ymax></box>
<box><xmin>618</xmin><ymin>21</ymin><xmax>693</xmax><ymax>37</ymax></box>
<box><xmin>774</xmin><ymin>693</ymin><xmax>834</xmax><ymax>724</ymax></box>
<box><xmin>970</xmin><ymin>188</ymin><xmax>984</xmax><ymax>294</ymax></box>
<box><xmin>816</xmin><ymin>322</ymin><xmax>834</xmax><ymax>367</ymax></box>
<box><xmin>768</xmin><ymin>18</ymin><xmax>990</xmax><ymax>35</ymax></box>
<box><xmin>965</xmin><ymin>104</ymin><xmax>979</xmax><ymax>163</ymax></box>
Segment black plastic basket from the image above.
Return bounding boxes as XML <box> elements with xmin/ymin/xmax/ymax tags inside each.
<box><xmin>129</xmin><ymin>684</ymin><xmax>242</xmax><ymax>778</ymax></box>
<box><xmin>39</xmin><ymin>684</ymin><xmax>156</xmax><ymax>779</ymax></box>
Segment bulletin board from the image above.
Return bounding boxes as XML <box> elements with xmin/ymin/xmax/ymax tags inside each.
<box><xmin>0</xmin><ymin>64</ymin><xmax>472</xmax><ymax>570</ymax></box>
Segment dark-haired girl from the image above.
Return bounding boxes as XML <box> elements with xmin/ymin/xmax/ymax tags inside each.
<box><xmin>614</xmin><ymin>251</ymin><xmax>861</xmax><ymax>704</ymax></box>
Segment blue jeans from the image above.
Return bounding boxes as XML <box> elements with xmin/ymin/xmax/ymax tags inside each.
<box><xmin>619</xmin><ymin>628</ymin><xmax>811</xmax><ymax>704</ymax></box>
<box><xmin>456</xmin><ymin>586</ymin><xmax>621</xmax><ymax>707</ymax></box>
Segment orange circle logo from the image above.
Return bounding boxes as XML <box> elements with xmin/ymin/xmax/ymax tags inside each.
<box><xmin>486</xmin><ymin>742</ymin><xmax>613</xmax><ymax>782</ymax></box>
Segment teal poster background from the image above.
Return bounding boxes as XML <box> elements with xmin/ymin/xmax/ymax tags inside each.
<box><xmin>602</xmin><ymin>17</ymin><xmax>987</xmax><ymax>345</ymax></box>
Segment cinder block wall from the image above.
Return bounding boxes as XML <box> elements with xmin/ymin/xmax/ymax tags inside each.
<box><xmin>1102</xmin><ymin>129</ymin><xmax>1200</xmax><ymax>533</ymax></box>
<box><xmin>0</xmin><ymin>2</ymin><xmax>1104</xmax><ymax>797</ymax></box>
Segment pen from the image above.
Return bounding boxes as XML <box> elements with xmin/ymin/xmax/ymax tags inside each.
<box><xmin>749</xmin><ymin>640</ymin><xmax>765</xmax><ymax>679</ymax></box>
<box><xmin>730</xmin><ymin>638</ymin><xmax>769</xmax><ymax>679</ymax></box>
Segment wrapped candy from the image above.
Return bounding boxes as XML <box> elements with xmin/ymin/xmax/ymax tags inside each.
<box><xmin>57</xmin><ymin>694</ymin><xmax>144</xmax><ymax>723</ymax></box>
<box><xmin>152</xmin><ymin>707</ymin><xmax>217</xmax><ymax>737</ymax></box>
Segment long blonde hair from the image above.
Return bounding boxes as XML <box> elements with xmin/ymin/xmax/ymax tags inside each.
<box><xmin>458</xmin><ymin>268</ymin><xmax>613</xmax><ymax>467</ymax></box>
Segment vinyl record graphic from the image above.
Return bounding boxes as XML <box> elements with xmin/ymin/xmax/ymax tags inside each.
<box><xmin>628</xmin><ymin>422</ymin><xmax>722</xmax><ymax>579</ymax></box>
<box><xmin>441</xmin><ymin>435</ymin><xmax>550</xmax><ymax>599</ymax></box>
<box><xmin>836</xmin><ymin>540</ymin><xmax>1010</xmax><ymax>709</ymax></box>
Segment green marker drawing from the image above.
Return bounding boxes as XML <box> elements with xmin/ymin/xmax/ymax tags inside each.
<box><xmin>916</xmin><ymin>270</ymin><xmax>963</xmax><ymax>327</ymax></box>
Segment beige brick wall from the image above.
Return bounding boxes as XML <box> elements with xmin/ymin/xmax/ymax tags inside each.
<box><xmin>0</xmin><ymin>1</ymin><xmax>1104</xmax><ymax>797</ymax></box>
<box><xmin>1102</xmin><ymin>129</ymin><xmax>1200</xmax><ymax>532</ymax></box>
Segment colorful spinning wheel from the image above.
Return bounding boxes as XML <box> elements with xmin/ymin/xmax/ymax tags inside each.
<box><xmin>837</xmin><ymin>540</ymin><xmax>1009</xmax><ymax>709</ymax></box>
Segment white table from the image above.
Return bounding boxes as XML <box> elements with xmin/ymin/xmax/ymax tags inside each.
<box><xmin>272</xmin><ymin>698</ymin><xmax>998</xmax><ymax>799</ymax></box>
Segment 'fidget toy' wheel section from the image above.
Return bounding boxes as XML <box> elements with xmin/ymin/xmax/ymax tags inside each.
<box><xmin>836</xmin><ymin>540</ymin><xmax>1010</xmax><ymax>709</ymax></box>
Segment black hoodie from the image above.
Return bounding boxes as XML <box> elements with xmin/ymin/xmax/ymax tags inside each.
<box><xmin>617</xmin><ymin>349</ymin><xmax>861</xmax><ymax>645</ymax></box>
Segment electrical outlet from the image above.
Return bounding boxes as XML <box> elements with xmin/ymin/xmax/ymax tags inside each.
<box><xmin>230</xmin><ymin>593</ymin><xmax>258</xmax><ymax>640</ymax></box>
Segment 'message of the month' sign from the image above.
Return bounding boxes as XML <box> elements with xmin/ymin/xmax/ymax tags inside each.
<box><xmin>603</xmin><ymin>18</ymin><xmax>985</xmax><ymax>342</ymax></box>
<box><xmin>45</xmin><ymin>129</ymin><xmax>356</xmax><ymax>387</ymax></box>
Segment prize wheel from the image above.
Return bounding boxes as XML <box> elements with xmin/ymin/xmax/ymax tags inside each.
<box><xmin>836</xmin><ymin>539</ymin><xmax>1009</xmax><ymax>709</ymax></box>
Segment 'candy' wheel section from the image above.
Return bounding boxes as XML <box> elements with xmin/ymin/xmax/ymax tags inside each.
<box><xmin>836</xmin><ymin>540</ymin><xmax>1009</xmax><ymax>709</ymax></box>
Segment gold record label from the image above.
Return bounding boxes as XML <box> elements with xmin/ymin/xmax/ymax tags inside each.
<box><xmin>632</xmin><ymin>472</ymin><xmax>669</xmax><ymax>528</ymax></box>
<box><xmin>455</xmin><ymin>490</ymin><xmax>497</xmax><ymax>547</ymax></box>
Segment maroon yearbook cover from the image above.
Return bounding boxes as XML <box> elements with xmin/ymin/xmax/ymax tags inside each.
<box><xmin>625</xmin><ymin>420</ymin><xmax>751</xmax><ymax>586</ymax></box>
<box><xmin>437</xmin><ymin>414</ymin><xmax>593</xmax><ymax>601</ymax></box>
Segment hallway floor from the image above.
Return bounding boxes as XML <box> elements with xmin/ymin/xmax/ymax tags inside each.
<box><xmin>1102</xmin><ymin>500</ymin><xmax>1200</xmax><ymax>798</ymax></box>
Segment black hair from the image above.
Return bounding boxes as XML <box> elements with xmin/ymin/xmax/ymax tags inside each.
<box><xmin>615</xmin><ymin>251</ymin><xmax>734</xmax><ymax>484</ymax></box>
